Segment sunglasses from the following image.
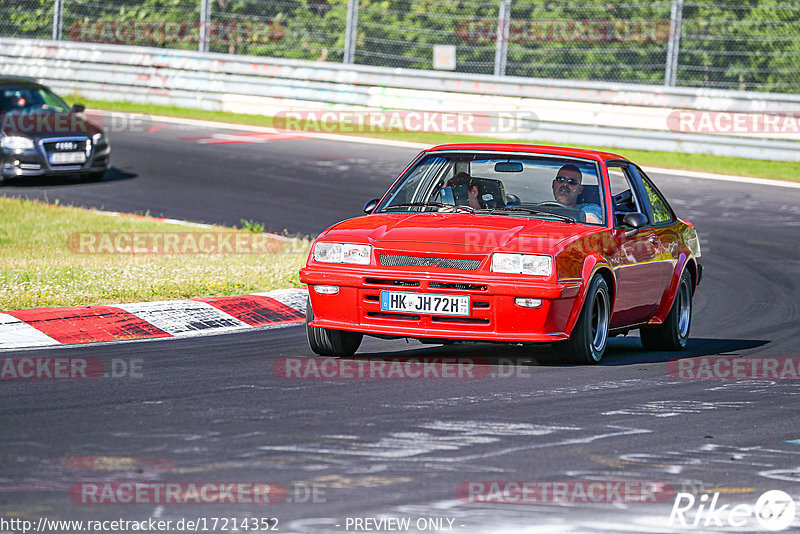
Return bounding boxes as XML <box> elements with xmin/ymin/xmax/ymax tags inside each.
<box><xmin>555</xmin><ymin>176</ymin><xmax>581</xmax><ymax>186</ymax></box>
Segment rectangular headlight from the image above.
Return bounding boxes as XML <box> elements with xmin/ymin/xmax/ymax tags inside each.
<box><xmin>313</xmin><ymin>242</ymin><xmax>371</xmax><ymax>265</ymax></box>
<box><xmin>491</xmin><ymin>253</ymin><xmax>552</xmax><ymax>276</ymax></box>
<box><xmin>1</xmin><ymin>135</ymin><xmax>34</xmax><ymax>151</ymax></box>
<box><xmin>341</xmin><ymin>244</ymin><xmax>371</xmax><ymax>265</ymax></box>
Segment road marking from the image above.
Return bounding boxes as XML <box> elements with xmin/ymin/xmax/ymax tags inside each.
<box><xmin>7</xmin><ymin>305</ymin><xmax>171</xmax><ymax>344</ymax></box>
<box><xmin>179</xmin><ymin>131</ymin><xmax>307</xmax><ymax>145</ymax></box>
<box><xmin>116</xmin><ymin>300</ymin><xmax>248</xmax><ymax>335</ymax></box>
<box><xmin>0</xmin><ymin>313</ymin><xmax>60</xmax><ymax>349</ymax></box>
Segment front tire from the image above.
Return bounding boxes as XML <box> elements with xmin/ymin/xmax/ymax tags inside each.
<box><xmin>554</xmin><ymin>275</ymin><xmax>611</xmax><ymax>364</ymax></box>
<box><xmin>640</xmin><ymin>270</ymin><xmax>692</xmax><ymax>351</ymax></box>
<box><xmin>305</xmin><ymin>297</ymin><xmax>363</xmax><ymax>357</ymax></box>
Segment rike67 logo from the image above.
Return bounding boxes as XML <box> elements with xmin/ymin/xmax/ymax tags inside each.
<box><xmin>669</xmin><ymin>490</ymin><xmax>796</xmax><ymax>531</ymax></box>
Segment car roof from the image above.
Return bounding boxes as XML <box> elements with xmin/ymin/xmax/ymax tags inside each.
<box><xmin>0</xmin><ymin>76</ymin><xmax>43</xmax><ymax>89</ymax></box>
<box><xmin>426</xmin><ymin>143</ymin><xmax>627</xmax><ymax>163</ymax></box>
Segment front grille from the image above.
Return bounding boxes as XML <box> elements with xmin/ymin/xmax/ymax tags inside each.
<box><xmin>366</xmin><ymin>311</ymin><xmax>421</xmax><ymax>321</ymax></box>
<box><xmin>365</xmin><ymin>278</ymin><xmax>420</xmax><ymax>287</ymax></box>
<box><xmin>42</xmin><ymin>138</ymin><xmax>88</xmax><ymax>166</ymax></box>
<box><xmin>429</xmin><ymin>281</ymin><xmax>487</xmax><ymax>291</ymax></box>
<box><xmin>43</xmin><ymin>139</ymin><xmax>87</xmax><ymax>155</ymax></box>
<box><xmin>380</xmin><ymin>254</ymin><xmax>482</xmax><ymax>270</ymax></box>
<box><xmin>431</xmin><ymin>316</ymin><xmax>490</xmax><ymax>324</ymax></box>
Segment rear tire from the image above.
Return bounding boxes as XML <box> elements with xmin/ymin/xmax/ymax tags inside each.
<box><xmin>554</xmin><ymin>275</ymin><xmax>611</xmax><ymax>364</ymax></box>
<box><xmin>305</xmin><ymin>297</ymin><xmax>363</xmax><ymax>357</ymax></box>
<box><xmin>640</xmin><ymin>270</ymin><xmax>692</xmax><ymax>351</ymax></box>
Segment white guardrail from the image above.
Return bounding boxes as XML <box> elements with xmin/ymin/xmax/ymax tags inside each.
<box><xmin>2</xmin><ymin>38</ymin><xmax>800</xmax><ymax>162</ymax></box>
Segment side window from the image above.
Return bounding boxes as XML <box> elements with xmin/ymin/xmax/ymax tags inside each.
<box><xmin>640</xmin><ymin>176</ymin><xmax>674</xmax><ymax>225</ymax></box>
<box><xmin>607</xmin><ymin>165</ymin><xmax>645</xmax><ymax>226</ymax></box>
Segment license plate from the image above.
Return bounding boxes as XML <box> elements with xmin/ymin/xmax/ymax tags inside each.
<box><xmin>50</xmin><ymin>152</ymin><xmax>86</xmax><ymax>165</ymax></box>
<box><xmin>380</xmin><ymin>291</ymin><xmax>470</xmax><ymax>316</ymax></box>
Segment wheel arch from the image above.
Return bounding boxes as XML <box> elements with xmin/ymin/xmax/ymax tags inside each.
<box><xmin>564</xmin><ymin>256</ymin><xmax>616</xmax><ymax>336</ymax></box>
<box><xmin>651</xmin><ymin>253</ymin><xmax>695</xmax><ymax>325</ymax></box>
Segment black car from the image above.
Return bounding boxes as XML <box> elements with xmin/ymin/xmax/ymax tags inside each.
<box><xmin>0</xmin><ymin>77</ymin><xmax>110</xmax><ymax>183</ymax></box>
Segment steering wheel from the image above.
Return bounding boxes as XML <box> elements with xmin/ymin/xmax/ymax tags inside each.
<box><xmin>536</xmin><ymin>201</ymin><xmax>567</xmax><ymax>208</ymax></box>
<box><xmin>505</xmin><ymin>194</ymin><xmax>521</xmax><ymax>207</ymax></box>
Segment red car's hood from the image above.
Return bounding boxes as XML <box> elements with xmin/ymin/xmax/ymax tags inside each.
<box><xmin>321</xmin><ymin>213</ymin><xmax>591</xmax><ymax>254</ymax></box>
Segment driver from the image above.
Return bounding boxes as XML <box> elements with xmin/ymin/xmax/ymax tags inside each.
<box><xmin>552</xmin><ymin>164</ymin><xmax>602</xmax><ymax>224</ymax></box>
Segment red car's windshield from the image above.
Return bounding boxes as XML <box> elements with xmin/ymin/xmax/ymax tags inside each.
<box><xmin>378</xmin><ymin>152</ymin><xmax>606</xmax><ymax>225</ymax></box>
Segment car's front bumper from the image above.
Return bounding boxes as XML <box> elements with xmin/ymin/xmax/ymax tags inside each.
<box><xmin>1</xmin><ymin>139</ymin><xmax>110</xmax><ymax>179</ymax></box>
<box><xmin>300</xmin><ymin>265</ymin><xmax>582</xmax><ymax>343</ymax></box>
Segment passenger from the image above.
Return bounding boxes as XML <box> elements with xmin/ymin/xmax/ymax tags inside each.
<box><xmin>552</xmin><ymin>164</ymin><xmax>602</xmax><ymax>224</ymax></box>
<box><xmin>446</xmin><ymin>172</ymin><xmax>482</xmax><ymax>210</ymax></box>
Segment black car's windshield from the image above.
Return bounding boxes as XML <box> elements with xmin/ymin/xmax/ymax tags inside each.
<box><xmin>0</xmin><ymin>86</ymin><xmax>71</xmax><ymax>113</ymax></box>
<box><xmin>377</xmin><ymin>152</ymin><xmax>606</xmax><ymax>225</ymax></box>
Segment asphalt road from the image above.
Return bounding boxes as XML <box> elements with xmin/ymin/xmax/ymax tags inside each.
<box><xmin>0</xmin><ymin>116</ymin><xmax>415</xmax><ymax>236</ymax></box>
<box><xmin>2</xmin><ymin>115</ymin><xmax>800</xmax><ymax>533</ymax></box>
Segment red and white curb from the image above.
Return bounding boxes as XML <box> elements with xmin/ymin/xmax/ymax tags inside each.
<box><xmin>0</xmin><ymin>288</ymin><xmax>308</xmax><ymax>351</ymax></box>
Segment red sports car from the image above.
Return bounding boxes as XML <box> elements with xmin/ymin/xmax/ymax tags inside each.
<box><xmin>299</xmin><ymin>144</ymin><xmax>702</xmax><ymax>364</ymax></box>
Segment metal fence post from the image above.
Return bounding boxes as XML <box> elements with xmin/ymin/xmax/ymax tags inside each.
<box><xmin>493</xmin><ymin>0</ymin><xmax>511</xmax><ymax>77</ymax></box>
<box><xmin>665</xmin><ymin>0</ymin><xmax>684</xmax><ymax>86</ymax></box>
<box><xmin>52</xmin><ymin>0</ymin><xmax>64</xmax><ymax>41</ymax></box>
<box><xmin>199</xmin><ymin>0</ymin><xmax>211</xmax><ymax>53</ymax></box>
<box><xmin>343</xmin><ymin>0</ymin><xmax>359</xmax><ymax>64</ymax></box>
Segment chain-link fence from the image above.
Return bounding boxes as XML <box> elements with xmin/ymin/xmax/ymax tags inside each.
<box><xmin>2</xmin><ymin>0</ymin><xmax>799</xmax><ymax>93</ymax></box>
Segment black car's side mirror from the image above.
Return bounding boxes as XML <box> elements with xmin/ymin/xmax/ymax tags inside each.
<box><xmin>72</xmin><ymin>104</ymin><xmax>86</xmax><ymax>113</ymax></box>
<box><xmin>363</xmin><ymin>198</ymin><xmax>380</xmax><ymax>214</ymax></box>
<box><xmin>623</xmin><ymin>212</ymin><xmax>648</xmax><ymax>237</ymax></box>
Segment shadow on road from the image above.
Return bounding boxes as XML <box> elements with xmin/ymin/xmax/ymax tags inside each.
<box><xmin>600</xmin><ymin>336</ymin><xmax>770</xmax><ymax>366</ymax></box>
<box><xmin>352</xmin><ymin>336</ymin><xmax>770</xmax><ymax>369</ymax></box>
<box><xmin>1</xmin><ymin>167</ymin><xmax>136</xmax><ymax>187</ymax></box>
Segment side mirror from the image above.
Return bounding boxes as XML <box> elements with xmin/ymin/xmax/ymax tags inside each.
<box><xmin>623</xmin><ymin>212</ymin><xmax>648</xmax><ymax>237</ymax></box>
<box><xmin>72</xmin><ymin>104</ymin><xmax>86</xmax><ymax>113</ymax></box>
<box><xmin>363</xmin><ymin>198</ymin><xmax>380</xmax><ymax>214</ymax></box>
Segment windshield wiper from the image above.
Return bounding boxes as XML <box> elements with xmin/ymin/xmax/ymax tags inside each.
<box><xmin>383</xmin><ymin>202</ymin><xmax>475</xmax><ymax>214</ymax></box>
<box><xmin>483</xmin><ymin>206</ymin><xmax>576</xmax><ymax>223</ymax></box>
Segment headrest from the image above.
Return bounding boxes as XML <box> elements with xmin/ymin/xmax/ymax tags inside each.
<box><xmin>576</xmin><ymin>184</ymin><xmax>600</xmax><ymax>206</ymax></box>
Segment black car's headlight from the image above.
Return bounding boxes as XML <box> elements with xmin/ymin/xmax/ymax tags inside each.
<box><xmin>92</xmin><ymin>131</ymin><xmax>107</xmax><ymax>145</ymax></box>
<box><xmin>1</xmin><ymin>135</ymin><xmax>34</xmax><ymax>151</ymax></box>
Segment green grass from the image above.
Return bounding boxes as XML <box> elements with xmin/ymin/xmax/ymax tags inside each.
<box><xmin>72</xmin><ymin>97</ymin><xmax>800</xmax><ymax>183</ymax></box>
<box><xmin>0</xmin><ymin>197</ymin><xmax>310</xmax><ymax>311</ymax></box>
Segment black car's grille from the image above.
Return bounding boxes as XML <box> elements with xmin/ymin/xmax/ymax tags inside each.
<box><xmin>379</xmin><ymin>254</ymin><xmax>481</xmax><ymax>270</ymax></box>
<box><xmin>43</xmin><ymin>140</ymin><xmax>87</xmax><ymax>154</ymax></box>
